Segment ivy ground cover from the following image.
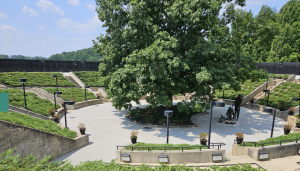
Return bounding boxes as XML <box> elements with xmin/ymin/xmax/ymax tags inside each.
<box><xmin>256</xmin><ymin>82</ymin><xmax>299</xmax><ymax>110</ymax></box>
<box><xmin>74</xmin><ymin>71</ymin><xmax>104</xmax><ymax>87</ymax></box>
<box><xmin>214</xmin><ymin>79</ymin><xmax>267</xmax><ymax>100</ymax></box>
<box><xmin>43</xmin><ymin>87</ymin><xmax>97</xmax><ymax>102</ymax></box>
<box><xmin>0</xmin><ymin>112</ymin><xmax>76</xmax><ymax>138</ymax></box>
<box><xmin>0</xmin><ymin>89</ymin><xmax>60</xmax><ymax>117</ymax></box>
<box><xmin>0</xmin><ymin>72</ymin><xmax>75</xmax><ymax>87</ymax></box>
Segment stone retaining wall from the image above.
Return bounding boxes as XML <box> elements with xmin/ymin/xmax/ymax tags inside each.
<box><xmin>116</xmin><ymin>148</ymin><xmax>225</xmax><ymax>164</ymax></box>
<box><xmin>66</xmin><ymin>99</ymin><xmax>103</xmax><ymax>110</ymax></box>
<box><xmin>0</xmin><ymin>120</ymin><xmax>89</xmax><ymax>161</ymax></box>
<box><xmin>248</xmin><ymin>104</ymin><xmax>289</xmax><ymax>118</ymax></box>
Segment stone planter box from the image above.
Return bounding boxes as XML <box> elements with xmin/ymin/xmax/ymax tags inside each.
<box><xmin>116</xmin><ymin>147</ymin><xmax>225</xmax><ymax>164</ymax></box>
<box><xmin>232</xmin><ymin>142</ymin><xmax>300</xmax><ymax>161</ymax></box>
<box><xmin>66</xmin><ymin>99</ymin><xmax>103</xmax><ymax>110</ymax></box>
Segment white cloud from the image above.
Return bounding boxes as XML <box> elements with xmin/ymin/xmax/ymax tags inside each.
<box><xmin>68</xmin><ymin>0</ymin><xmax>80</xmax><ymax>6</ymax></box>
<box><xmin>0</xmin><ymin>12</ymin><xmax>7</xmax><ymax>19</ymax></box>
<box><xmin>38</xmin><ymin>26</ymin><xmax>46</xmax><ymax>30</ymax></box>
<box><xmin>85</xmin><ymin>3</ymin><xmax>95</xmax><ymax>11</ymax></box>
<box><xmin>0</xmin><ymin>25</ymin><xmax>18</xmax><ymax>32</ymax></box>
<box><xmin>36</xmin><ymin>0</ymin><xmax>65</xmax><ymax>15</ymax></box>
<box><xmin>57</xmin><ymin>15</ymin><xmax>103</xmax><ymax>33</ymax></box>
<box><xmin>22</xmin><ymin>6</ymin><xmax>39</xmax><ymax>17</ymax></box>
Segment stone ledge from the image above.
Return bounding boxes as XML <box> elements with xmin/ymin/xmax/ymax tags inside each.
<box><xmin>66</xmin><ymin>99</ymin><xmax>103</xmax><ymax>110</ymax></box>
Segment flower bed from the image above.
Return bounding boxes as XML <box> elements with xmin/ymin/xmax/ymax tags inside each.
<box><xmin>0</xmin><ymin>72</ymin><xmax>75</xmax><ymax>87</ymax></box>
<box><xmin>43</xmin><ymin>88</ymin><xmax>97</xmax><ymax>102</ymax></box>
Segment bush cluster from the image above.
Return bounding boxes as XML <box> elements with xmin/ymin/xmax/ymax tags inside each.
<box><xmin>43</xmin><ymin>88</ymin><xmax>97</xmax><ymax>102</ymax></box>
<box><xmin>0</xmin><ymin>112</ymin><xmax>76</xmax><ymax>138</ymax></box>
<box><xmin>0</xmin><ymin>89</ymin><xmax>60</xmax><ymax>117</ymax></box>
<box><xmin>74</xmin><ymin>71</ymin><xmax>104</xmax><ymax>87</ymax></box>
<box><xmin>0</xmin><ymin>72</ymin><xmax>75</xmax><ymax>87</ymax></box>
<box><xmin>268</xmin><ymin>74</ymin><xmax>289</xmax><ymax>80</ymax></box>
<box><xmin>124</xmin><ymin>142</ymin><xmax>207</xmax><ymax>151</ymax></box>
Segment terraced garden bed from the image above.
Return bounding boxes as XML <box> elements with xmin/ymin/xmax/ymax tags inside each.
<box><xmin>43</xmin><ymin>88</ymin><xmax>97</xmax><ymax>102</ymax></box>
<box><xmin>124</xmin><ymin>142</ymin><xmax>207</xmax><ymax>151</ymax></box>
<box><xmin>0</xmin><ymin>111</ymin><xmax>77</xmax><ymax>138</ymax></box>
<box><xmin>0</xmin><ymin>89</ymin><xmax>59</xmax><ymax>117</ymax></box>
<box><xmin>74</xmin><ymin>71</ymin><xmax>103</xmax><ymax>87</ymax></box>
<box><xmin>214</xmin><ymin>79</ymin><xmax>267</xmax><ymax>100</ymax></box>
<box><xmin>256</xmin><ymin>82</ymin><xmax>299</xmax><ymax>110</ymax></box>
<box><xmin>0</xmin><ymin>72</ymin><xmax>75</xmax><ymax>87</ymax></box>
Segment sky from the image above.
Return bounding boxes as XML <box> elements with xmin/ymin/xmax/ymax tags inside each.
<box><xmin>0</xmin><ymin>0</ymin><xmax>291</xmax><ymax>58</ymax></box>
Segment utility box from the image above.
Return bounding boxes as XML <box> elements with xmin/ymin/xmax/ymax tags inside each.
<box><xmin>164</xmin><ymin>110</ymin><xmax>173</xmax><ymax>117</ymax></box>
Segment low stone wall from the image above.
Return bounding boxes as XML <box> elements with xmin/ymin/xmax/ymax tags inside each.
<box><xmin>69</xmin><ymin>72</ymin><xmax>85</xmax><ymax>88</ymax></box>
<box><xmin>0</xmin><ymin>120</ymin><xmax>89</xmax><ymax>161</ymax></box>
<box><xmin>287</xmin><ymin>74</ymin><xmax>296</xmax><ymax>82</ymax></box>
<box><xmin>214</xmin><ymin>98</ymin><xmax>235</xmax><ymax>105</ymax></box>
<box><xmin>242</xmin><ymin>81</ymin><xmax>276</xmax><ymax>105</ymax></box>
<box><xmin>66</xmin><ymin>99</ymin><xmax>103</xmax><ymax>110</ymax></box>
<box><xmin>232</xmin><ymin>143</ymin><xmax>300</xmax><ymax>161</ymax></box>
<box><xmin>248</xmin><ymin>103</ymin><xmax>289</xmax><ymax>118</ymax></box>
<box><xmin>116</xmin><ymin>148</ymin><xmax>225</xmax><ymax>164</ymax></box>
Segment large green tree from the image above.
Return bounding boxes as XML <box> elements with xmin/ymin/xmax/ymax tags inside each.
<box><xmin>93</xmin><ymin>0</ymin><xmax>262</xmax><ymax>112</ymax></box>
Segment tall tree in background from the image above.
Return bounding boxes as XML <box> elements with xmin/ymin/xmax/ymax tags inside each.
<box><xmin>93</xmin><ymin>0</ymin><xmax>262</xmax><ymax>112</ymax></box>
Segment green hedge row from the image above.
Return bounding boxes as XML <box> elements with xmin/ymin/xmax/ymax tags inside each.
<box><xmin>0</xmin><ymin>72</ymin><xmax>75</xmax><ymax>87</ymax></box>
<box><xmin>0</xmin><ymin>89</ymin><xmax>60</xmax><ymax>117</ymax></box>
<box><xmin>74</xmin><ymin>71</ymin><xmax>104</xmax><ymax>87</ymax></box>
<box><xmin>43</xmin><ymin>88</ymin><xmax>97</xmax><ymax>102</ymax></box>
<box><xmin>125</xmin><ymin>142</ymin><xmax>207</xmax><ymax>151</ymax></box>
<box><xmin>0</xmin><ymin>112</ymin><xmax>76</xmax><ymax>138</ymax></box>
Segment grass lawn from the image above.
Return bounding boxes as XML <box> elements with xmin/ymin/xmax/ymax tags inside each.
<box><xmin>74</xmin><ymin>71</ymin><xmax>103</xmax><ymax>87</ymax></box>
<box><xmin>124</xmin><ymin>142</ymin><xmax>207</xmax><ymax>151</ymax></box>
<box><xmin>241</xmin><ymin>132</ymin><xmax>300</xmax><ymax>147</ymax></box>
<box><xmin>0</xmin><ymin>112</ymin><xmax>77</xmax><ymax>138</ymax></box>
<box><xmin>43</xmin><ymin>87</ymin><xmax>97</xmax><ymax>102</ymax></box>
<box><xmin>214</xmin><ymin>79</ymin><xmax>267</xmax><ymax>100</ymax></box>
<box><xmin>256</xmin><ymin>82</ymin><xmax>300</xmax><ymax>110</ymax></box>
<box><xmin>0</xmin><ymin>72</ymin><xmax>75</xmax><ymax>87</ymax></box>
<box><xmin>0</xmin><ymin>89</ymin><xmax>60</xmax><ymax>117</ymax></box>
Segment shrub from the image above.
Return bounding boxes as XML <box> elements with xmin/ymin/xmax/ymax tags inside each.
<box><xmin>131</xmin><ymin>130</ymin><xmax>139</xmax><ymax>139</ymax></box>
<box><xmin>283</xmin><ymin>75</ymin><xmax>289</xmax><ymax>80</ymax></box>
<box><xmin>43</xmin><ymin>88</ymin><xmax>97</xmax><ymax>102</ymax></box>
<box><xmin>283</xmin><ymin>123</ymin><xmax>291</xmax><ymax>130</ymax></box>
<box><xmin>198</xmin><ymin>132</ymin><xmax>208</xmax><ymax>140</ymax></box>
<box><xmin>236</xmin><ymin>132</ymin><xmax>244</xmax><ymax>139</ymax></box>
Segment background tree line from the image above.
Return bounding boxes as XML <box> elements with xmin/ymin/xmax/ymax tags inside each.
<box><xmin>0</xmin><ymin>48</ymin><xmax>101</xmax><ymax>61</ymax></box>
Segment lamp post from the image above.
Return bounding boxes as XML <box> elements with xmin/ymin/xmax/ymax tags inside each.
<box><xmin>208</xmin><ymin>101</ymin><xmax>225</xmax><ymax>148</ymax></box>
<box><xmin>54</xmin><ymin>91</ymin><xmax>62</xmax><ymax>112</ymax></box>
<box><xmin>81</xmin><ymin>60</ymin><xmax>84</xmax><ymax>71</ymax></box>
<box><xmin>63</xmin><ymin>101</ymin><xmax>75</xmax><ymax>128</ymax></box>
<box><xmin>164</xmin><ymin>110</ymin><xmax>173</xmax><ymax>143</ymax></box>
<box><xmin>263</xmin><ymin>76</ymin><xmax>270</xmax><ymax>106</ymax></box>
<box><xmin>74</xmin><ymin>62</ymin><xmax>79</xmax><ymax>76</ymax></box>
<box><xmin>52</xmin><ymin>74</ymin><xmax>58</xmax><ymax>92</ymax></box>
<box><xmin>264</xmin><ymin>107</ymin><xmax>276</xmax><ymax>138</ymax></box>
<box><xmin>292</xmin><ymin>95</ymin><xmax>300</xmax><ymax>119</ymax></box>
<box><xmin>19</xmin><ymin>78</ymin><xmax>27</xmax><ymax>110</ymax></box>
<box><xmin>40</xmin><ymin>59</ymin><xmax>45</xmax><ymax>72</ymax></box>
<box><xmin>85</xmin><ymin>85</ymin><xmax>90</xmax><ymax>101</ymax></box>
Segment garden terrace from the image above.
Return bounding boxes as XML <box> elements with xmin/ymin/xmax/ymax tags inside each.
<box><xmin>124</xmin><ymin>142</ymin><xmax>207</xmax><ymax>151</ymax></box>
<box><xmin>0</xmin><ymin>112</ymin><xmax>77</xmax><ymax>138</ymax></box>
<box><xmin>43</xmin><ymin>87</ymin><xmax>97</xmax><ymax>102</ymax></box>
<box><xmin>0</xmin><ymin>72</ymin><xmax>75</xmax><ymax>87</ymax></box>
<box><xmin>74</xmin><ymin>71</ymin><xmax>103</xmax><ymax>87</ymax></box>
<box><xmin>267</xmin><ymin>74</ymin><xmax>289</xmax><ymax>80</ymax></box>
<box><xmin>256</xmin><ymin>82</ymin><xmax>299</xmax><ymax>110</ymax></box>
<box><xmin>240</xmin><ymin>132</ymin><xmax>300</xmax><ymax>147</ymax></box>
<box><xmin>214</xmin><ymin>79</ymin><xmax>267</xmax><ymax>100</ymax></box>
<box><xmin>0</xmin><ymin>89</ymin><xmax>60</xmax><ymax>117</ymax></box>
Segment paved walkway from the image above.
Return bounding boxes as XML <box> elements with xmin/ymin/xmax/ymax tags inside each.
<box><xmin>53</xmin><ymin>100</ymin><xmax>299</xmax><ymax>171</ymax></box>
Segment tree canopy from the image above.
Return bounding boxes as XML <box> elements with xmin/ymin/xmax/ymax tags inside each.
<box><xmin>93</xmin><ymin>0</ymin><xmax>265</xmax><ymax>112</ymax></box>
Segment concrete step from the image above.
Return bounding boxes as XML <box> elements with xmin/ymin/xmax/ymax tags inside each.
<box><xmin>65</xmin><ymin>76</ymin><xmax>81</xmax><ymax>88</ymax></box>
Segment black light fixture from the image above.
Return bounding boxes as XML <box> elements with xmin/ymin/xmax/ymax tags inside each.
<box><xmin>164</xmin><ymin>110</ymin><xmax>173</xmax><ymax>143</ymax></box>
<box><xmin>208</xmin><ymin>101</ymin><xmax>226</xmax><ymax>148</ymax></box>
<box><xmin>81</xmin><ymin>60</ymin><xmax>84</xmax><ymax>71</ymax></box>
<box><xmin>264</xmin><ymin>107</ymin><xmax>276</xmax><ymax>138</ymax></box>
<box><xmin>292</xmin><ymin>95</ymin><xmax>300</xmax><ymax>119</ymax></box>
<box><xmin>52</xmin><ymin>74</ymin><xmax>58</xmax><ymax>92</ymax></box>
<box><xmin>74</xmin><ymin>62</ymin><xmax>79</xmax><ymax>75</ymax></box>
<box><xmin>85</xmin><ymin>85</ymin><xmax>90</xmax><ymax>101</ymax></box>
<box><xmin>263</xmin><ymin>76</ymin><xmax>270</xmax><ymax>106</ymax></box>
<box><xmin>19</xmin><ymin>78</ymin><xmax>27</xmax><ymax>110</ymax></box>
<box><xmin>63</xmin><ymin>101</ymin><xmax>75</xmax><ymax>128</ymax></box>
<box><xmin>54</xmin><ymin>91</ymin><xmax>62</xmax><ymax>112</ymax></box>
<box><xmin>40</xmin><ymin>59</ymin><xmax>45</xmax><ymax>72</ymax></box>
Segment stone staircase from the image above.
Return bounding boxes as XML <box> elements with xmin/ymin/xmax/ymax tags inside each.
<box><xmin>252</xmin><ymin>79</ymin><xmax>286</xmax><ymax>103</ymax></box>
<box><xmin>65</xmin><ymin>76</ymin><xmax>81</xmax><ymax>88</ymax></box>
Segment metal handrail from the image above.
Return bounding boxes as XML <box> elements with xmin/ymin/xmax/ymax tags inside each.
<box><xmin>116</xmin><ymin>143</ymin><xmax>226</xmax><ymax>152</ymax></box>
<box><xmin>235</xmin><ymin>138</ymin><xmax>300</xmax><ymax>148</ymax></box>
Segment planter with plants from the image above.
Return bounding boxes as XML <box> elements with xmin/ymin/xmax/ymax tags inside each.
<box><xmin>48</xmin><ymin>108</ymin><xmax>55</xmax><ymax>117</ymax></box>
<box><xmin>78</xmin><ymin>123</ymin><xmax>86</xmax><ymax>135</ymax></box>
<box><xmin>236</xmin><ymin>132</ymin><xmax>244</xmax><ymax>144</ymax></box>
<box><xmin>297</xmin><ymin>119</ymin><xmax>300</xmax><ymax>128</ymax></box>
<box><xmin>278</xmin><ymin>100</ymin><xmax>285</xmax><ymax>111</ymax></box>
<box><xmin>198</xmin><ymin>132</ymin><xmax>208</xmax><ymax>145</ymax></box>
<box><xmin>249</xmin><ymin>97</ymin><xmax>255</xmax><ymax>104</ymax></box>
<box><xmin>288</xmin><ymin>107</ymin><xmax>295</xmax><ymax>115</ymax></box>
<box><xmin>53</xmin><ymin>114</ymin><xmax>59</xmax><ymax>123</ymax></box>
<box><xmin>283</xmin><ymin>123</ymin><xmax>291</xmax><ymax>135</ymax></box>
<box><xmin>96</xmin><ymin>93</ymin><xmax>101</xmax><ymax>99</ymax></box>
<box><xmin>131</xmin><ymin>130</ymin><xmax>139</xmax><ymax>144</ymax></box>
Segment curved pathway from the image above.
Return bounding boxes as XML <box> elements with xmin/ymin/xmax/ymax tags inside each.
<box><xmin>53</xmin><ymin>100</ymin><xmax>286</xmax><ymax>165</ymax></box>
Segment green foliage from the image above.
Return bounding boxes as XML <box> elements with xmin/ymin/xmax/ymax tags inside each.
<box><xmin>93</xmin><ymin>0</ymin><xmax>260</xmax><ymax>112</ymax></box>
<box><xmin>0</xmin><ymin>72</ymin><xmax>75</xmax><ymax>87</ymax></box>
<box><xmin>0</xmin><ymin>148</ymin><xmax>266</xmax><ymax>170</ymax></box>
<box><xmin>0</xmin><ymin>112</ymin><xmax>76</xmax><ymax>138</ymax></box>
<box><xmin>0</xmin><ymin>89</ymin><xmax>60</xmax><ymax>116</ymax></box>
<box><xmin>242</xmin><ymin>132</ymin><xmax>300</xmax><ymax>147</ymax></box>
<box><xmin>48</xmin><ymin>48</ymin><xmax>102</xmax><ymax>62</ymax></box>
<box><xmin>43</xmin><ymin>88</ymin><xmax>97</xmax><ymax>102</ymax></box>
<box><xmin>74</xmin><ymin>71</ymin><xmax>104</xmax><ymax>86</ymax></box>
<box><xmin>125</xmin><ymin>142</ymin><xmax>207</xmax><ymax>151</ymax></box>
